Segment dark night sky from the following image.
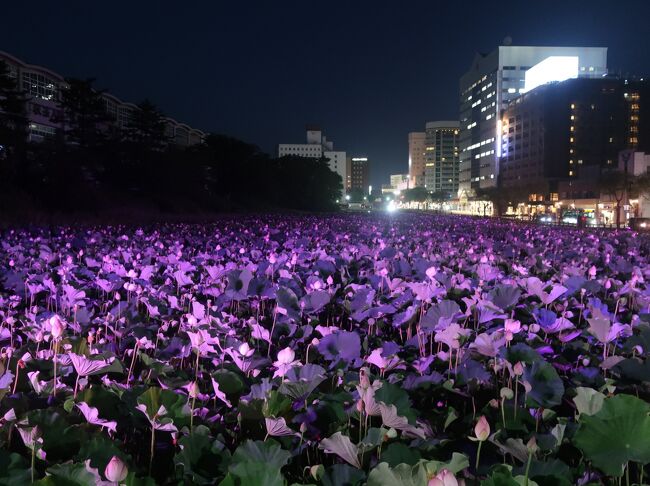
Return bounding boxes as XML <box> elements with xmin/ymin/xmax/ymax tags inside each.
<box><xmin>2</xmin><ymin>0</ymin><xmax>649</xmax><ymax>188</ymax></box>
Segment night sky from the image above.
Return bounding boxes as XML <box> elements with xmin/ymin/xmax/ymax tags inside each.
<box><xmin>2</xmin><ymin>0</ymin><xmax>649</xmax><ymax>189</ymax></box>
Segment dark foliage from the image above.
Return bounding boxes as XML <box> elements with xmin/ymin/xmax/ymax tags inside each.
<box><xmin>0</xmin><ymin>68</ymin><xmax>342</xmax><ymax>218</ymax></box>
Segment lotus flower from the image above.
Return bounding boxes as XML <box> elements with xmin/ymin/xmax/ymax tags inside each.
<box><xmin>474</xmin><ymin>416</ymin><xmax>490</xmax><ymax>441</ymax></box>
<box><xmin>428</xmin><ymin>469</ymin><xmax>458</xmax><ymax>486</ymax></box>
<box><xmin>105</xmin><ymin>455</ymin><xmax>128</xmax><ymax>482</ymax></box>
<box><xmin>273</xmin><ymin>347</ymin><xmax>299</xmax><ymax>378</ymax></box>
<box><xmin>49</xmin><ymin>315</ymin><xmax>65</xmax><ymax>339</ymax></box>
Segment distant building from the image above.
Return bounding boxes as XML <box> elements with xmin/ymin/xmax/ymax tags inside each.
<box><xmin>390</xmin><ymin>173</ymin><xmax>410</xmax><ymax>190</ymax></box>
<box><xmin>459</xmin><ymin>44</ymin><xmax>608</xmax><ymax>198</ymax></box>
<box><xmin>500</xmin><ymin>77</ymin><xmax>648</xmax><ymax>199</ymax></box>
<box><xmin>278</xmin><ymin>126</ymin><xmax>346</xmax><ymax>189</ymax></box>
<box><xmin>0</xmin><ymin>50</ymin><xmax>205</xmax><ymax>145</ymax></box>
<box><xmin>346</xmin><ymin>156</ymin><xmax>370</xmax><ymax>193</ymax></box>
<box><xmin>408</xmin><ymin>132</ymin><xmax>426</xmax><ymax>187</ymax></box>
<box><xmin>425</xmin><ymin>121</ymin><xmax>460</xmax><ymax>194</ymax></box>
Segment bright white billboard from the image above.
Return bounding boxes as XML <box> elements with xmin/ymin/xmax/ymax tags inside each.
<box><xmin>524</xmin><ymin>56</ymin><xmax>579</xmax><ymax>92</ymax></box>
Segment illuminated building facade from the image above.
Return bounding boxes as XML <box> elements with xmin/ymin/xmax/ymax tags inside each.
<box><xmin>500</xmin><ymin>77</ymin><xmax>649</xmax><ymax>201</ymax></box>
<box><xmin>408</xmin><ymin>132</ymin><xmax>426</xmax><ymax>187</ymax></box>
<box><xmin>458</xmin><ymin>44</ymin><xmax>608</xmax><ymax>198</ymax></box>
<box><xmin>0</xmin><ymin>50</ymin><xmax>205</xmax><ymax>145</ymax></box>
<box><xmin>424</xmin><ymin>121</ymin><xmax>460</xmax><ymax>194</ymax></box>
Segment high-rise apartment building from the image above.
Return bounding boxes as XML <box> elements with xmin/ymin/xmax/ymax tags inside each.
<box><xmin>424</xmin><ymin>121</ymin><xmax>460</xmax><ymax>194</ymax></box>
<box><xmin>0</xmin><ymin>50</ymin><xmax>205</xmax><ymax>145</ymax></box>
<box><xmin>278</xmin><ymin>126</ymin><xmax>347</xmax><ymax>189</ymax></box>
<box><xmin>408</xmin><ymin>132</ymin><xmax>427</xmax><ymax>187</ymax></box>
<box><xmin>458</xmin><ymin>44</ymin><xmax>608</xmax><ymax>198</ymax></box>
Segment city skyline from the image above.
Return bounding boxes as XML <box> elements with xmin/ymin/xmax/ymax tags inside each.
<box><xmin>1</xmin><ymin>0</ymin><xmax>649</xmax><ymax>188</ymax></box>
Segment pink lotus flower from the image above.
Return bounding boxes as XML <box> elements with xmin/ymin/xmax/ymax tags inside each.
<box><xmin>49</xmin><ymin>315</ymin><xmax>65</xmax><ymax>339</ymax></box>
<box><xmin>105</xmin><ymin>455</ymin><xmax>128</xmax><ymax>482</ymax></box>
<box><xmin>474</xmin><ymin>416</ymin><xmax>490</xmax><ymax>441</ymax></box>
<box><xmin>428</xmin><ymin>469</ymin><xmax>458</xmax><ymax>486</ymax></box>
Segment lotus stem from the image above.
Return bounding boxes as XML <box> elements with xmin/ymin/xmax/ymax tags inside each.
<box><xmin>74</xmin><ymin>372</ymin><xmax>80</xmax><ymax>400</ymax></box>
<box><xmin>149</xmin><ymin>425</ymin><xmax>155</xmax><ymax>476</ymax></box>
<box><xmin>52</xmin><ymin>340</ymin><xmax>58</xmax><ymax>398</ymax></box>
<box><xmin>524</xmin><ymin>451</ymin><xmax>533</xmax><ymax>486</ymax></box>
<box><xmin>475</xmin><ymin>440</ymin><xmax>483</xmax><ymax>471</ymax></box>
<box><xmin>127</xmin><ymin>341</ymin><xmax>139</xmax><ymax>384</ymax></box>
<box><xmin>31</xmin><ymin>442</ymin><xmax>35</xmax><ymax>483</ymax></box>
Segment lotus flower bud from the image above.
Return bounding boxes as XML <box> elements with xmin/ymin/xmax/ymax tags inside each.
<box><xmin>49</xmin><ymin>315</ymin><xmax>65</xmax><ymax>339</ymax></box>
<box><xmin>428</xmin><ymin>468</ymin><xmax>458</xmax><ymax>486</ymax></box>
<box><xmin>488</xmin><ymin>399</ymin><xmax>499</xmax><ymax>408</ymax></box>
<box><xmin>276</xmin><ymin>347</ymin><xmax>295</xmax><ymax>365</ymax></box>
<box><xmin>356</xmin><ymin>399</ymin><xmax>364</xmax><ymax>413</ymax></box>
<box><xmin>188</xmin><ymin>381</ymin><xmax>200</xmax><ymax>399</ymax></box>
<box><xmin>513</xmin><ymin>362</ymin><xmax>524</xmax><ymax>376</ymax></box>
<box><xmin>582</xmin><ymin>357</ymin><xmax>590</xmax><ymax>367</ymax></box>
<box><xmin>588</xmin><ymin>265</ymin><xmax>597</xmax><ymax>278</ymax></box>
<box><xmin>500</xmin><ymin>387</ymin><xmax>514</xmax><ymax>400</ymax></box>
<box><xmin>238</xmin><ymin>342</ymin><xmax>254</xmax><ymax>357</ymax></box>
<box><xmin>474</xmin><ymin>416</ymin><xmax>490</xmax><ymax>441</ymax></box>
<box><xmin>105</xmin><ymin>455</ymin><xmax>128</xmax><ymax>482</ymax></box>
<box><xmin>300</xmin><ymin>422</ymin><xmax>308</xmax><ymax>434</ymax></box>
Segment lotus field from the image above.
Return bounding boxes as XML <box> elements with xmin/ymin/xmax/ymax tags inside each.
<box><xmin>2</xmin><ymin>213</ymin><xmax>650</xmax><ymax>485</ymax></box>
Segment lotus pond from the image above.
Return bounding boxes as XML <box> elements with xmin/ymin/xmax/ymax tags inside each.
<box><xmin>1</xmin><ymin>213</ymin><xmax>650</xmax><ymax>485</ymax></box>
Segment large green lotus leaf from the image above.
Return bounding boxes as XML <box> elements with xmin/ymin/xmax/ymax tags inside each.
<box><xmin>174</xmin><ymin>425</ymin><xmax>231</xmax><ymax>485</ymax></box>
<box><xmin>228</xmin><ymin>462</ymin><xmax>285</xmax><ymax>486</ymax></box>
<box><xmin>374</xmin><ymin>382</ymin><xmax>416</xmax><ymax>423</ymax></box>
<box><xmin>262</xmin><ymin>390</ymin><xmax>292</xmax><ymax>418</ymax></box>
<box><xmin>122</xmin><ymin>473</ymin><xmax>157</xmax><ymax>486</ymax></box>
<box><xmin>572</xmin><ymin>387</ymin><xmax>605</xmax><ymax>416</ymax></box>
<box><xmin>0</xmin><ymin>450</ymin><xmax>31</xmax><ymax>486</ymax></box>
<box><xmin>501</xmin><ymin>343</ymin><xmax>542</xmax><ymax>365</ymax></box>
<box><xmin>481</xmin><ymin>465</ymin><xmax>539</xmax><ymax>486</ymax></box>
<box><xmin>321</xmin><ymin>464</ymin><xmax>366</xmax><ymax>486</ymax></box>
<box><xmin>524</xmin><ymin>360</ymin><xmax>564</xmax><ymax>408</ymax></box>
<box><xmin>366</xmin><ymin>462</ymin><xmax>428</xmax><ymax>486</ymax></box>
<box><xmin>75</xmin><ymin>435</ymin><xmax>129</xmax><ymax>474</ymax></box>
<box><xmin>33</xmin><ymin>462</ymin><xmax>100</xmax><ymax>486</ymax></box>
<box><xmin>381</xmin><ymin>443</ymin><xmax>421</xmax><ymax>467</ymax></box>
<box><xmin>25</xmin><ymin>409</ymin><xmax>82</xmax><ymax>462</ymax></box>
<box><xmin>137</xmin><ymin>387</ymin><xmax>190</xmax><ymax>428</ymax></box>
<box><xmin>231</xmin><ymin>439</ymin><xmax>290</xmax><ymax>471</ymax></box>
<box><xmin>574</xmin><ymin>394</ymin><xmax>650</xmax><ymax>476</ymax></box>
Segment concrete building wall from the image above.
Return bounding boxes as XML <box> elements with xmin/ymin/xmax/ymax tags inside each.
<box><xmin>408</xmin><ymin>132</ymin><xmax>426</xmax><ymax>187</ymax></box>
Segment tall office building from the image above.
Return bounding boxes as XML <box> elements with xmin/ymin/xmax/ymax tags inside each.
<box><xmin>500</xmin><ymin>77</ymin><xmax>649</xmax><ymax>201</ymax></box>
<box><xmin>346</xmin><ymin>157</ymin><xmax>370</xmax><ymax>193</ymax></box>
<box><xmin>458</xmin><ymin>44</ymin><xmax>608</xmax><ymax>198</ymax></box>
<box><xmin>278</xmin><ymin>126</ymin><xmax>347</xmax><ymax>189</ymax></box>
<box><xmin>408</xmin><ymin>132</ymin><xmax>427</xmax><ymax>187</ymax></box>
<box><xmin>424</xmin><ymin>121</ymin><xmax>460</xmax><ymax>194</ymax></box>
<box><xmin>0</xmin><ymin>50</ymin><xmax>205</xmax><ymax>145</ymax></box>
